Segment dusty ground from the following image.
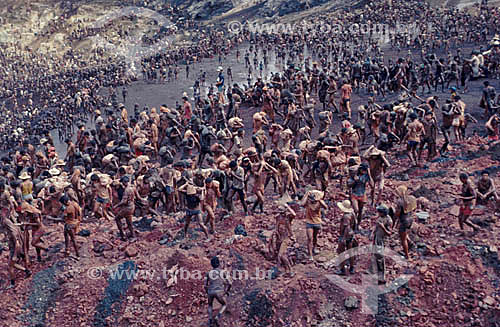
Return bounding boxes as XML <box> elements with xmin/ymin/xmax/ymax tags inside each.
<box><xmin>0</xmin><ymin>1</ymin><xmax>499</xmax><ymax>327</ymax></box>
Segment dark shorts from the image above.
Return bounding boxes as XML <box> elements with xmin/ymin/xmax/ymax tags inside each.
<box><xmin>408</xmin><ymin>140</ymin><xmax>419</xmax><ymax>148</ymax></box>
<box><xmin>96</xmin><ymin>196</ymin><xmax>109</xmax><ymax>204</ymax></box>
<box><xmin>8</xmin><ymin>238</ymin><xmax>16</xmax><ymax>260</ymax></box>
<box><xmin>148</xmin><ymin>196</ymin><xmax>160</xmax><ymax>204</ymax></box>
<box><xmin>186</xmin><ymin>209</ymin><xmax>201</xmax><ymax>216</ymax></box>
<box><xmin>399</xmin><ymin>216</ymin><xmax>413</xmax><ymax>233</ymax></box>
<box><xmin>64</xmin><ymin>223</ymin><xmax>78</xmax><ymax>233</ymax></box>
<box><xmin>306</xmin><ymin>223</ymin><xmax>322</xmax><ymax>230</ymax></box>
<box><xmin>207</xmin><ymin>289</ymin><xmax>225</xmax><ymax>297</ymax></box>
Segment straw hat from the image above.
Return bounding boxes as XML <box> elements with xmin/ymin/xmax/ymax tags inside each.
<box><xmin>40</xmin><ymin>138</ymin><xmax>48</xmax><ymax>144</ymax></box>
<box><xmin>55</xmin><ymin>159</ymin><xmax>66</xmax><ymax>166</ymax></box>
<box><xmin>53</xmin><ymin>181</ymin><xmax>71</xmax><ymax>190</ymax></box>
<box><xmin>337</xmin><ymin>200</ymin><xmax>354</xmax><ymax>213</ymax></box>
<box><xmin>99</xmin><ymin>174</ymin><xmax>112</xmax><ymax>186</ymax></box>
<box><xmin>19</xmin><ymin>171</ymin><xmax>31</xmax><ymax>180</ymax></box>
<box><xmin>102</xmin><ymin>154</ymin><xmax>115</xmax><ymax>165</ymax></box>
<box><xmin>364</xmin><ymin>145</ymin><xmax>384</xmax><ymax>158</ymax></box>
<box><xmin>396</xmin><ymin>185</ymin><xmax>408</xmax><ymax>198</ymax></box>
<box><xmin>137</xmin><ymin>155</ymin><xmax>150</xmax><ymax>163</ymax></box>
<box><xmin>49</xmin><ymin>168</ymin><xmax>61</xmax><ymax>176</ymax></box>
<box><xmin>308</xmin><ymin>190</ymin><xmax>324</xmax><ymax>201</ymax></box>
<box><xmin>346</xmin><ymin>127</ymin><xmax>356</xmax><ymax>134</ymax></box>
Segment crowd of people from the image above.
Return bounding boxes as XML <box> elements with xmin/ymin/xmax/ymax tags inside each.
<box><xmin>0</xmin><ymin>2</ymin><xmax>500</xmax><ymax>325</ymax></box>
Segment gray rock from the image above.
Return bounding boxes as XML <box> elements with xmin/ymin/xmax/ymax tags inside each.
<box><xmin>344</xmin><ymin>296</ymin><xmax>359</xmax><ymax>310</ymax></box>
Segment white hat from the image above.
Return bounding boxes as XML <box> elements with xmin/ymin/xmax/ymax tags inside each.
<box><xmin>337</xmin><ymin>200</ymin><xmax>354</xmax><ymax>213</ymax></box>
<box><xmin>49</xmin><ymin>168</ymin><xmax>61</xmax><ymax>176</ymax></box>
<box><xmin>19</xmin><ymin>171</ymin><xmax>31</xmax><ymax>180</ymax></box>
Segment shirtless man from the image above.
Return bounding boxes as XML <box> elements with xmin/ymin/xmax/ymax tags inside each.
<box><xmin>476</xmin><ymin>170</ymin><xmax>499</xmax><ymax>206</ymax></box>
<box><xmin>364</xmin><ymin>146</ymin><xmax>391</xmax><ymax>205</ymax></box>
<box><xmin>299</xmin><ymin>190</ymin><xmax>327</xmax><ymax>261</ymax></box>
<box><xmin>403</xmin><ymin>112</ymin><xmax>424</xmax><ymax>166</ymax></box>
<box><xmin>203</xmin><ymin>177</ymin><xmax>221</xmax><ymax>234</ymax></box>
<box><xmin>227</xmin><ymin>160</ymin><xmax>248</xmax><ymax>215</ymax></box>
<box><xmin>60</xmin><ymin>195</ymin><xmax>81</xmax><ymax>257</ymax></box>
<box><xmin>347</xmin><ymin>163</ymin><xmax>373</xmax><ymax>229</ymax></box>
<box><xmin>113</xmin><ymin>176</ymin><xmax>137</xmax><ymax>241</ymax></box>
<box><xmin>457</xmin><ymin>173</ymin><xmax>479</xmax><ymax>234</ymax></box>
<box><xmin>343</xmin><ymin>127</ymin><xmax>360</xmax><ymax>156</ymax></box>
<box><xmin>269</xmin><ymin>123</ymin><xmax>284</xmax><ymax>149</ymax></box>
<box><xmin>251</xmin><ymin>159</ymin><xmax>278</xmax><ymax>213</ymax></box>
<box><xmin>418</xmin><ymin>111</ymin><xmax>438</xmax><ymax>161</ymax></box>
<box><xmin>274</xmin><ymin>157</ymin><xmax>297</xmax><ymax>198</ymax></box>
<box><xmin>318</xmin><ymin>110</ymin><xmax>333</xmax><ymax>135</ymax></box>
<box><xmin>485</xmin><ymin>114</ymin><xmax>500</xmax><ymax>142</ymax></box>
<box><xmin>340</xmin><ymin>81</ymin><xmax>353</xmax><ymax>119</ymax></box>
<box><xmin>20</xmin><ymin>200</ymin><xmax>48</xmax><ymax>263</ymax></box>
<box><xmin>393</xmin><ymin>186</ymin><xmax>416</xmax><ymax>259</ymax></box>
<box><xmin>327</xmin><ymin>76</ymin><xmax>338</xmax><ymax>112</ymax></box>
<box><xmin>440</xmin><ymin>100</ymin><xmax>455</xmax><ymax>155</ymax></box>
<box><xmin>179</xmin><ymin>183</ymin><xmax>211</xmax><ymax>241</ymax></box>
<box><xmin>262</xmin><ymin>86</ymin><xmax>275</xmax><ymax>122</ymax></box>
<box><xmin>0</xmin><ymin>182</ymin><xmax>31</xmax><ymax>288</ymax></box>
<box><xmin>272</xmin><ymin>205</ymin><xmax>296</xmax><ymax>277</ymax></box>
<box><xmin>252</xmin><ymin>112</ymin><xmax>268</xmax><ymax>134</ymax></box>
<box><xmin>306</xmin><ymin>147</ymin><xmax>327</xmax><ymax>187</ymax></box>
<box><xmin>205</xmin><ymin>256</ymin><xmax>231</xmax><ymax>326</ymax></box>
<box><xmin>372</xmin><ymin>204</ymin><xmax>393</xmax><ymax>284</ymax></box>
<box><xmin>160</xmin><ymin>165</ymin><xmax>179</xmax><ymax>214</ymax></box>
<box><xmin>337</xmin><ymin>200</ymin><xmax>357</xmax><ymax>275</ymax></box>
<box><xmin>91</xmin><ymin>174</ymin><xmax>114</xmax><ymax>220</ymax></box>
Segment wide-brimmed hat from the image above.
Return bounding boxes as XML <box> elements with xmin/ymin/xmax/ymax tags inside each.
<box><xmin>48</xmin><ymin>168</ymin><xmax>61</xmax><ymax>176</ymax></box>
<box><xmin>55</xmin><ymin>159</ymin><xmax>66</xmax><ymax>166</ymax></box>
<box><xmin>19</xmin><ymin>171</ymin><xmax>31</xmax><ymax>180</ymax></box>
<box><xmin>337</xmin><ymin>200</ymin><xmax>354</xmax><ymax>213</ymax></box>
<box><xmin>308</xmin><ymin>190</ymin><xmax>324</xmax><ymax>201</ymax></box>
<box><xmin>40</xmin><ymin>138</ymin><xmax>48</xmax><ymax>144</ymax></box>
<box><xmin>53</xmin><ymin>181</ymin><xmax>71</xmax><ymax>190</ymax></box>
<box><xmin>364</xmin><ymin>145</ymin><xmax>384</xmax><ymax>158</ymax></box>
<box><xmin>217</xmin><ymin>66</ymin><xmax>223</xmax><ymax>72</ymax></box>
